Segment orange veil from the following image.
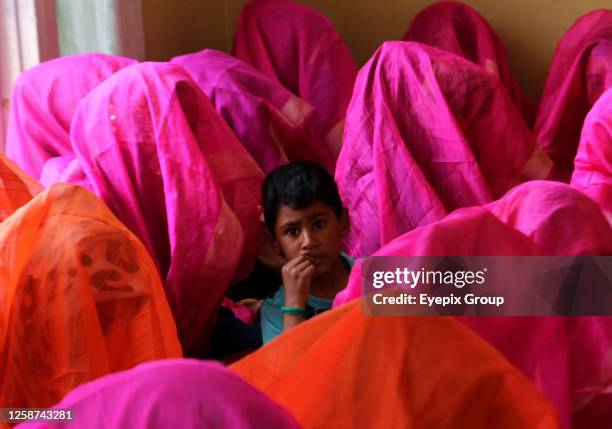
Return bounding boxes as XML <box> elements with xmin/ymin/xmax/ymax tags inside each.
<box><xmin>0</xmin><ymin>153</ymin><xmax>43</xmax><ymax>221</ymax></box>
<box><xmin>232</xmin><ymin>300</ymin><xmax>559</xmax><ymax>429</ymax></box>
<box><xmin>0</xmin><ymin>176</ymin><xmax>181</xmax><ymax>409</ymax></box>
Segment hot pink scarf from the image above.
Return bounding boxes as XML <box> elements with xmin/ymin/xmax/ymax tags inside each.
<box><xmin>234</xmin><ymin>0</ymin><xmax>357</xmax><ymax>158</ymax></box>
<box><xmin>5</xmin><ymin>53</ymin><xmax>135</xmax><ymax>181</ymax></box>
<box><xmin>70</xmin><ymin>62</ymin><xmax>263</xmax><ymax>355</ymax></box>
<box><xmin>404</xmin><ymin>1</ymin><xmax>535</xmax><ymax>125</ymax></box>
<box><xmin>20</xmin><ymin>359</ymin><xmax>301</xmax><ymax>429</ymax></box>
<box><xmin>336</xmin><ymin>41</ymin><xmax>550</xmax><ymax>256</ymax></box>
<box><xmin>534</xmin><ymin>9</ymin><xmax>612</xmax><ymax>181</ymax></box>
<box><xmin>171</xmin><ymin>49</ymin><xmax>334</xmax><ymax>173</ymax></box>
<box><xmin>488</xmin><ymin>180</ymin><xmax>612</xmax><ymax>255</ymax></box>
<box><xmin>571</xmin><ymin>87</ymin><xmax>612</xmax><ymax>215</ymax></box>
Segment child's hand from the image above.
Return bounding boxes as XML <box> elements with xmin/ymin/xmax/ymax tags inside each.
<box><xmin>282</xmin><ymin>255</ymin><xmax>315</xmax><ymax>308</ymax></box>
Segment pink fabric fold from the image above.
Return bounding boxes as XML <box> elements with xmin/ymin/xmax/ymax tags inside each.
<box><xmin>171</xmin><ymin>49</ymin><xmax>334</xmax><ymax>173</ymax></box>
<box><xmin>571</xmin><ymin>87</ymin><xmax>612</xmax><ymax>215</ymax></box>
<box><xmin>534</xmin><ymin>9</ymin><xmax>612</xmax><ymax>181</ymax></box>
<box><xmin>404</xmin><ymin>0</ymin><xmax>535</xmax><ymax>125</ymax></box>
<box><xmin>234</xmin><ymin>0</ymin><xmax>357</xmax><ymax>158</ymax></box>
<box><xmin>336</xmin><ymin>41</ymin><xmax>549</xmax><ymax>257</ymax></box>
<box><xmin>5</xmin><ymin>53</ymin><xmax>135</xmax><ymax>180</ymax></box>
<box><xmin>21</xmin><ymin>359</ymin><xmax>301</xmax><ymax>429</ymax></box>
<box><xmin>484</xmin><ymin>181</ymin><xmax>612</xmax><ymax>429</ymax></box>
<box><xmin>39</xmin><ymin>155</ymin><xmax>94</xmax><ymax>193</ymax></box>
<box><xmin>487</xmin><ymin>180</ymin><xmax>612</xmax><ymax>255</ymax></box>
<box><xmin>334</xmin><ymin>184</ymin><xmax>612</xmax><ymax>428</ymax></box>
<box><xmin>70</xmin><ymin>62</ymin><xmax>263</xmax><ymax>355</ymax></box>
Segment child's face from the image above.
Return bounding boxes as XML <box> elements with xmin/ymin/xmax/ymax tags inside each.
<box><xmin>273</xmin><ymin>201</ymin><xmax>348</xmax><ymax>278</ymax></box>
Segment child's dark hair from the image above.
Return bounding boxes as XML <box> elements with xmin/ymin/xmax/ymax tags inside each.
<box><xmin>262</xmin><ymin>161</ymin><xmax>343</xmax><ymax>234</ymax></box>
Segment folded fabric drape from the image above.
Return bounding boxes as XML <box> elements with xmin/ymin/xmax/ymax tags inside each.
<box><xmin>232</xmin><ymin>299</ymin><xmax>559</xmax><ymax>429</ymax></box>
<box><xmin>5</xmin><ymin>53</ymin><xmax>135</xmax><ymax>181</ymax></box>
<box><xmin>571</xmin><ymin>87</ymin><xmax>612</xmax><ymax>215</ymax></box>
<box><xmin>487</xmin><ymin>180</ymin><xmax>612</xmax><ymax>255</ymax></box>
<box><xmin>0</xmin><ymin>153</ymin><xmax>43</xmax><ymax>221</ymax></box>
<box><xmin>0</xmin><ymin>183</ymin><xmax>181</xmax><ymax>410</ymax></box>
<box><xmin>404</xmin><ymin>0</ymin><xmax>535</xmax><ymax>125</ymax></box>
<box><xmin>234</xmin><ymin>0</ymin><xmax>357</xmax><ymax>158</ymax></box>
<box><xmin>21</xmin><ymin>359</ymin><xmax>301</xmax><ymax>429</ymax></box>
<box><xmin>336</xmin><ymin>41</ymin><xmax>550</xmax><ymax>257</ymax></box>
<box><xmin>172</xmin><ymin>49</ymin><xmax>334</xmax><ymax>173</ymax></box>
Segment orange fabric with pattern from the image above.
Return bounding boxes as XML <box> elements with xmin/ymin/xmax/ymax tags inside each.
<box><xmin>0</xmin><ymin>184</ymin><xmax>181</xmax><ymax>409</ymax></box>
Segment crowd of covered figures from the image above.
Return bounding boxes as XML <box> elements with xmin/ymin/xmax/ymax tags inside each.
<box><xmin>1</xmin><ymin>0</ymin><xmax>611</xmax><ymax>428</ymax></box>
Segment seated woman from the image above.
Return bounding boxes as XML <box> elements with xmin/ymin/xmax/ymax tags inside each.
<box><xmin>69</xmin><ymin>62</ymin><xmax>263</xmax><ymax>355</ymax></box>
<box><xmin>4</xmin><ymin>53</ymin><xmax>135</xmax><ymax>183</ymax></box>
<box><xmin>21</xmin><ymin>359</ymin><xmax>300</xmax><ymax>429</ymax></box>
<box><xmin>485</xmin><ymin>181</ymin><xmax>612</xmax><ymax>428</ymax></box>
<box><xmin>571</xmin><ymin>87</ymin><xmax>612</xmax><ymax>215</ymax></box>
<box><xmin>0</xmin><ymin>183</ymin><xmax>181</xmax><ymax>409</ymax></box>
<box><xmin>232</xmin><ymin>298</ymin><xmax>559</xmax><ymax>429</ymax></box>
<box><xmin>336</xmin><ymin>41</ymin><xmax>551</xmax><ymax>257</ymax></box>
<box><xmin>0</xmin><ymin>152</ymin><xmax>43</xmax><ymax>221</ymax></box>
<box><xmin>171</xmin><ymin>49</ymin><xmax>335</xmax><ymax>173</ymax></box>
<box><xmin>534</xmin><ymin>9</ymin><xmax>612</xmax><ymax>181</ymax></box>
<box><xmin>404</xmin><ymin>1</ymin><xmax>535</xmax><ymax>125</ymax></box>
<box><xmin>234</xmin><ymin>0</ymin><xmax>357</xmax><ymax>157</ymax></box>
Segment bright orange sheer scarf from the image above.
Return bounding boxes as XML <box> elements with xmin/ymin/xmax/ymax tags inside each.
<box><xmin>0</xmin><ymin>182</ymin><xmax>181</xmax><ymax>409</ymax></box>
<box><xmin>232</xmin><ymin>301</ymin><xmax>559</xmax><ymax>429</ymax></box>
<box><xmin>0</xmin><ymin>153</ymin><xmax>43</xmax><ymax>222</ymax></box>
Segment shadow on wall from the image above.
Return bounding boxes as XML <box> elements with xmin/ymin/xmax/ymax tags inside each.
<box><xmin>142</xmin><ymin>0</ymin><xmax>246</xmax><ymax>61</ymax></box>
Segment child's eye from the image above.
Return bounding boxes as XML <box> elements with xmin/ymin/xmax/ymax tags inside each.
<box><xmin>313</xmin><ymin>220</ymin><xmax>326</xmax><ymax>230</ymax></box>
<box><xmin>285</xmin><ymin>228</ymin><xmax>299</xmax><ymax>237</ymax></box>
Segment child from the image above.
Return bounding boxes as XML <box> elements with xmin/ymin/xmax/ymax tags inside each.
<box><xmin>260</xmin><ymin>161</ymin><xmax>353</xmax><ymax>344</ymax></box>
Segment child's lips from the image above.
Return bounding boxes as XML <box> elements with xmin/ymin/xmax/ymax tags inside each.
<box><xmin>304</xmin><ymin>253</ymin><xmax>324</xmax><ymax>265</ymax></box>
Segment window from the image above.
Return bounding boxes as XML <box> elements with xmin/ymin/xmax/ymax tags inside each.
<box><xmin>0</xmin><ymin>0</ymin><xmax>59</xmax><ymax>151</ymax></box>
<box><xmin>0</xmin><ymin>0</ymin><xmax>143</xmax><ymax>151</ymax></box>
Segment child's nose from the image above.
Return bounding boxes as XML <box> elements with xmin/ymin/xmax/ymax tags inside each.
<box><xmin>301</xmin><ymin>229</ymin><xmax>319</xmax><ymax>249</ymax></box>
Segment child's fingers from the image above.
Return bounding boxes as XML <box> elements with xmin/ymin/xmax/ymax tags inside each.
<box><xmin>303</xmin><ymin>264</ymin><xmax>316</xmax><ymax>276</ymax></box>
<box><xmin>285</xmin><ymin>254</ymin><xmax>310</xmax><ymax>268</ymax></box>
<box><xmin>293</xmin><ymin>259</ymin><xmax>314</xmax><ymax>273</ymax></box>
<box><xmin>283</xmin><ymin>257</ymin><xmax>313</xmax><ymax>275</ymax></box>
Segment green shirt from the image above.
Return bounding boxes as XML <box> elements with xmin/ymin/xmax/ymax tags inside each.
<box><xmin>260</xmin><ymin>253</ymin><xmax>354</xmax><ymax>344</ymax></box>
